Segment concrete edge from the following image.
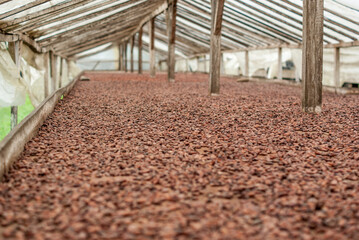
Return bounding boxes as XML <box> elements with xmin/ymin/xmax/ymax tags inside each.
<box><xmin>0</xmin><ymin>71</ymin><xmax>84</xmax><ymax>181</ymax></box>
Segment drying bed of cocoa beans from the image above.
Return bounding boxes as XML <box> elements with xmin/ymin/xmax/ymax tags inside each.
<box><xmin>1</xmin><ymin>72</ymin><xmax>359</xmax><ymax>240</ymax></box>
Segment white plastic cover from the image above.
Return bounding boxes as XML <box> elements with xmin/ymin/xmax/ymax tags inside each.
<box><xmin>0</xmin><ymin>42</ymin><xmax>26</xmax><ymax>107</ymax></box>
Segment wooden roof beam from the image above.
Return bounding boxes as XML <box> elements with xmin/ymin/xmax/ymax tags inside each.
<box><xmin>0</xmin><ymin>0</ymin><xmax>50</xmax><ymax>20</ymax></box>
<box><xmin>29</xmin><ymin>0</ymin><xmax>148</xmax><ymax>38</ymax></box>
<box><xmin>1</xmin><ymin>0</ymin><xmax>93</xmax><ymax>30</ymax></box>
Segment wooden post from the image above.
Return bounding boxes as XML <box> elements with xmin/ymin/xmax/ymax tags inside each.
<box><xmin>67</xmin><ymin>59</ymin><xmax>71</xmax><ymax>80</ymax></box>
<box><xmin>278</xmin><ymin>47</ymin><xmax>283</xmax><ymax>80</ymax></box>
<box><xmin>59</xmin><ymin>57</ymin><xmax>63</xmax><ymax>88</ymax></box>
<box><xmin>167</xmin><ymin>0</ymin><xmax>177</xmax><ymax>82</ymax></box>
<box><xmin>131</xmin><ymin>35</ymin><xmax>135</xmax><ymax>72</ymax></box>
<box><xmin>196</xmin><ymin>56</ymin><xmax>200</xmax><ymax>73</ymax></box>
<box><xmin>334</xmin><ymin>47</ymin><xmax>340</xmax><ymax>91</ymax></box>
<box><xmin>302</xmin><ymin>0</ymin><xmax>324</xmax><ymax>113</ymax></box>
<box><xmin>185</xmin><ymin>58</ymin><xmax>189</xmax><ymax>72</ymax></box>
<box><xmin>138</xmin><ymin>27</ymin><xmax>143</xmax><ymax>74</ymax></box>
<box><xmin>245</xmin><ymin>50</ymin><xmax>249</xmax><ymax>77</ymax></box>
<box><xmin>118</xmin><ymin>44</ymin><xmax>123</xmax><ymax>71</ymax></box>
<box><xmin>209</xmin><ymin>0</ymin><xmax>225</xmax><ymax>95</ymax></box>
<box><xmin>9</xmin><ymin>41</ymin><xmax>22</xmax><ymax>130</ymax></box>
<box><xmin>124</xmin><ymin>42</ymin><xmax>128</xmax><ymax>72</ymax></box>
<box><xmin>149</xmin><ymin>18</ymin><xmax>156</xmax><ymax>78</ymax></box>
<box><xmin>50</xmin><ymin>51</ymin><xmax>57</xmax><ymax>92</ymax></box>
<box><xmin>44</xmin><ymin>52</ymin><xmax>49</xmax><ymax>98</ymax></box>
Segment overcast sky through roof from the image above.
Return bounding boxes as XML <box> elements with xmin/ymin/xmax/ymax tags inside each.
<box><xmin>335</xmin><ymin>0</ymin><xmax>359</xmax><ymax>10</ymax></box>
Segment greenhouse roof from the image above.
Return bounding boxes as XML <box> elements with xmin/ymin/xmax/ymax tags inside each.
<box><xmin>0</xmin><ymin>0</ymin><xmax>358</xmax><ymax>59</ymax></box>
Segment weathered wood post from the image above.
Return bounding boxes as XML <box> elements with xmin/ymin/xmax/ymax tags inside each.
<box><xmin>302</xmin><ymin>0</ymin><xmax>324</xmax><ymax>113</ymax></box>
<box><xmin>44</xmin><ymin>52</ymin><xmax>50</xmax><ymax>98</ymax></box>
<box><xmin>67</xmin><ymin>59</ymin><xmax>71</xmax><ymax>81</ymax></box>
<box><xmin>131</xmin><ymin>35</ymin><xmax>135</xmax><ymax>73</ymax></box>
<box><xmin>50</xmin><ymin>51</ymin><xmax>57</xmax><ymax>92</ymax></box>
<box><xmin>167</xmin><ymin>0</ymin><xmax>177</xmax><ymax>82</ymax></box>
<box><xmin>244</xmin><ymin>50</ymin><xmax>249</xmax><ymax>77</ymax></box>
<box><xmin>334</xmin><ymin>47</ymin><xmax>340</xmax><ymax>92</ymax></box>
<box><xmin>124</xmin><ymin>42</ymin><xmax>128</xmax><ymax>72</ymax></box>
<box><xmin>118</xmin><ymin>44</ymin><xmax>123</xmax><ymax>71</ymax></box>
<box><xmin>209</xmin><ymin>0</ymin><xmax>225</xmax><ymax>95</ymax></box>
<box><xmin>138</xmin><ymin>27</ymin><xmax>143</xmax><ymax>74</ymax></box>
<box><xmin>59</xmin><ymin>57</ymin><xmax>63</xmax><ymax>88</ymax></box>
<box><xmin>149</xmin><ymin>18</ymin><xmax>156</xmax><ymax>78</ymax></box>
<box><xmin>196</xmin><ymin>56</ymin><xmax>200</xmax><ymax>73</ymax></box>
<box><xmin>278</xmin><ymin>47</ymin><xmax>282</xmax><ymax>80</ymax></box>
<box><xmin>8</xmin><ymin>40</ymin><xmax>22</xmax><ymax>130</ymax></box>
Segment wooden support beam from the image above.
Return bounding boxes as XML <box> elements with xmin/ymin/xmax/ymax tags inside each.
<box><xmin>138</xmin><ymin>27</ymin><xmax>143</xmax><ymax>74</ymax></box>
<box><xmin>118</xmin><ymin>44</ymin><xmax>123</xmax><ymax>71</ymax></box>
<box><xmin>334</xmin><ymin>47</ymin><xmax>340</xmax><ymax>91</ymax></box>
<box><xmin>244</xmin><ymin>50</ymin><xmax>249</xmax><ymax>77</ymax></box>
<box><xmin>131</xmin><ymin>35</ymin><xmax>135</xmax><ymax>72</ymax></box>
<box><xmin>167</xmin><ymin>0</ymin><xmax>177</xmax><ymax>82</ymax></box>
<box><xmin>67</xmin><ymin>59</ymin><xmax>71</xmax><ymax>80</ymax></box>
<box><xmin>8</xmin><ymin>41</ymin><xmax>22</xmax><ymax>130</ymax></box>
<box><xmin>278</xmin><ymin>47</ymin><xmax>282</xmax><ymax>80</ymax></box>
<box><xmin>0</xmin><ymin>0</ymin><xmax>50</xmax><ymax>20</ymax></box>
<box><xmin>302</xmin><ymin>0</ymin><xmax>324</xmax><ymax>113</ymax></box>
<box><xmin>209</xmin><ymin>0</ymin><xmax>225</xmax><ymax>95</ymax></box>
<box><xmin>44</xmin><ymin>52</ymin><xmax>50</xmax><ymax>98</ymax></box>
<box><xmin>59</xmin><ymin>57</ymin><xmax>63</xmax><ymax>88</ymax></box>
<box><xmin>50</xmin><ymin>51</ymin><xmax>58</xmax><ymax>92</ymax></box>
<box><xmin>149</xmin><ymin>18</ymin><xmax>156</xmax><ymax>78</ymax></box>
<box><xmin>124</xmin><ymin>42</ymin><xmax>128</xmax><ymax>72</ymax></box>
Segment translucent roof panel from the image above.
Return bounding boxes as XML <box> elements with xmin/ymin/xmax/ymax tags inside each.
<box><xmin>0</xmin><ymin>0</ymin><xmax>358</xmax><ymax>58</ymax></box>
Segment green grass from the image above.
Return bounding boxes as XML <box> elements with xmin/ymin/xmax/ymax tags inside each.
<box><xmin>0</xmin><ymin>95</ymin><xmax>34</xmax><ymax>141</ymax></box>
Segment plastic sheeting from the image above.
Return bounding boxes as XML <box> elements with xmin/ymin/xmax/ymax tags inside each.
<box><xmin>0</xmin><ymin>43</ymin><xmax>80</xmax><ymax>108</ymax></box>
<box><xmin>0</xmin><ymin>42</ymin><xmax>26</xmax><ymax>107</ymax></box>
<box><xmin>174</xmin><ymin>46</ymin><xmax>359</xmax><ymax>87</ymax></box>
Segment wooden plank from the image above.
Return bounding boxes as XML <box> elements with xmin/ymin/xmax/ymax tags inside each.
<box><xmin>302</xmin><ymin>0</ymin><xmax>324</xmax><ymax>113</ymax></box>
<box><xmin>248</xmin><ymin>0</ymin><xmax>341</xmax><ymax>42</ymax></box>
<box><xmin>38</xmin><ymin>0</ymin><xmax>159</xmax><ymax>47</ymax></box>
<box><xmin>278</xmin><ymin>0</ymin><xmax>359</xmax><ymax>37</ymax></box>
<box><xmin>278</xmin><ymin>47</ymin><xmax>282</xmax><ymax>80</ymax></box>
<box><xmin>149</xmin><ymin>18</ymin><xmax>156</xmax><ymax>78</ymax></box>
<box><xmin>209</xmin><ymin>0</ymin><xmax>225</xmax><ymax>95</ymax></box>
<box><xmin>61</xmin><ymin>27</ymin><xmax>136</xmax><ymax>56</ymax></box>
<box><xmin>324</xmin><ymin>41</ymin><xmax>359</xmax><ymax>48</ymax></box>
<box><xmin>187</xmin><ymin>0</ymin><xmax>294</xmax><ymax>44</ymax></box>
<box><xmin>0</xmin><ymin>33</ymin><xmax>19</xmax><ymax>42</ymax></box>
<box><xmin>0</xmin><ymin>71</ymin><xmax>83</xmax><ymax>181</ymax></box>
<box><xmin>0</xmin><ymin>0</ymin><xmax>50</xmax><ymax>20</ymax></box>
<box><xmin>29</xmin><ymin>0</ymin><xmax>146</xmax><ymax>39</ymax></box>
<box><xmin>8</xmin><ymin>0</ymin><xmax>122</xmax><ymax>32</ymax></box>
<box><xmin>138</xmin><ymin>27</ymin><xmax>143</xmax><ymax>74</ymax></box>
<box><xmin>131</xmin><ymin>35</ymin><xmax>135</xmax><ymax>72</ymax></box>
<box><xmin>61</xmin><ymin>0</ymin><xmax>169</xmax><ymax>57</ymax></box>
<box><xmin>167</xmin><ymin>0</ymin><xmax>177</xmax><ymax>82</ymax></box>
<box><xmin>1</xmin><ymin>0</ymin><xmax>92</xmax><ymax>30</ymax></box>
<box><xmin>334</xmin><ymin>47</ymin><xmax>340</xmax><ymax>90</ymax></box>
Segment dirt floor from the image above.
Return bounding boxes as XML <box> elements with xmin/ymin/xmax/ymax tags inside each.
<box><xmin>1</xmin><ymin>73</ymin><xmax>359</xmax><ymax>240</ymax></box>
